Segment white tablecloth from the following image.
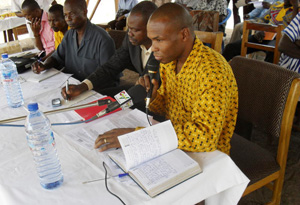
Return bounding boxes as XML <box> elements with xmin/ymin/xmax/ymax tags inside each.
<box><xmin>0</xmin><ymin>70</ymin><xmax>250</xmax><ymax>205</ymax></box>
<box><xmin>0</xmin><ymin>16</ymin><xmax>26</xmax><ymax>31</ymax></box>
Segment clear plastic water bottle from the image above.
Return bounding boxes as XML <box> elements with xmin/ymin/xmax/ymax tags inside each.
<box><xmin>25</xmin><ymin>103</ymin><xmax>63</xmax><ymax>189</ymax></box>
<box><xmin>0</xmin><ymin>53</ymin><xmax>24</xmax><ymax>108</ymax></box>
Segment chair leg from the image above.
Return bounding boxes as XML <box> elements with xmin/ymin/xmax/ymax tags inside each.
<box><xmin>269</xmin><ymin>172</ymin><xmax>285</xmax><ymax>205</ymax></box>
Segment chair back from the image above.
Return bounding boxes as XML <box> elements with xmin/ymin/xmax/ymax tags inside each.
<box><xmin>190</xmin><ymin>10</ymin><xmax>219</xmax><ymax>32</ymax></box>
<box><xmin>232</xmin><ymin>56</ymin><xmax>299</xmax><ymax>139</ymax></box>
<box><xmin>108</xmin><ymin>30</ymin><xmax>126</xmax><ymax>49</ymax></box>
<box><xmin>12</xmin><ymin>25</ymin><xmax>28</xmax><ymax>41</ymax></box>
<box><xmin>230</xmin><ymin>56</ymin><xmax>300</xmax><ymax>203</ymax></box>
<box><xmin>241</xmin><ymin>21</ymin><xmax>283</xmax><ymax>64</ymax></box>
<box><xmin>194</xmin><ymin>31</ymin><xmax>223</xmax><ymax>53</ymax></box>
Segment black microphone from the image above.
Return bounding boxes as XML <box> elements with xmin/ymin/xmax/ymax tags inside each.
<box><xmin>90</xmin><ymin>85</ymin><xmax>147</xmax><ymax>121</ymax></box>
<box><xmin>145</xmin><ymin>58</ymin><xmax>160</xmax><ymax>109</ymax></box>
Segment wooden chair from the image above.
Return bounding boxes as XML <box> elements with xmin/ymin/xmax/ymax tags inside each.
<box><xmin>194</xmin><ymin>31</ymin><xmax>223</xmax><ymax>53</ymax></box>
<box><xmin>241</xmin><ymin>21</ymin><xmax>283</xmax><ymax>64</ymax></box>
<box><xmin>12</xmin><ymin>25</ymin><xmax>28</xmax><ymax>41</ymax></box>
<box><xmin>190</xmin><ymin>10</ymin><xmax>219</xmax><ymax>32</ymax></box>
<box><xmin>230</xmin><ymin>56</ymin><xmax>300</xmax><ymax>204</ymax></box>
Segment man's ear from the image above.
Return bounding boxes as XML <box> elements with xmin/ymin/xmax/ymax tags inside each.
<box><xmin>181</xmin><ymin>27</ymin><xmax>190</xmax><ymax>42</ymax></box>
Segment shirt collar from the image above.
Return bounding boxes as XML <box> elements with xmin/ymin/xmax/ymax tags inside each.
<box><xmin>161</xmin><ymin>37</ymin><xmax>202</xmax><ymax>73</ymax></box>
<box><xmin>140</xmin><ymin>45</ymin><xmax>152</xmax><ymax>53</ymax></box>
<box><xmin>72</xmin><ymin>19</ymin><xmax>92</xmax><ymax>42</ymax></box>
<box><xmin>41</xmin><ymin>10</ymin><xmax>48</xmax><ymax>22</ymax></box>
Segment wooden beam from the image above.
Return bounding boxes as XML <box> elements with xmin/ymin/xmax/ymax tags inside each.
<box><xmin>89</xmin><ymin>0</ymin><xmax>101</xmax><ymax>20</ymax></box>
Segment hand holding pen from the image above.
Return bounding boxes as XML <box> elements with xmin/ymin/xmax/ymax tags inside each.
<box><xmin>61</xmin><ymin>82</ymin><xmax>89</xmax><ymax>101</ymax></box>
<box><xmin>31</xmin><ymin>61</ymin><xmax>46</xmax><ymax>74</ymax></box>
<box><xmin>31</xmin><ymin>51</ymin><xmax>46</xmax><ymax>74</ymax></box>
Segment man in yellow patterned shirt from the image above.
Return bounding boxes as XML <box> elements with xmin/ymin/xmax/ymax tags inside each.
<box><xmin>95</xmin><ymin>3</ymin><xmax>238</xmax><ymax>155</ymax></box>
<box><xmin>144</xmin><ymin>3</ymin><xmax>238</xmax><ymax>155</ymax></box>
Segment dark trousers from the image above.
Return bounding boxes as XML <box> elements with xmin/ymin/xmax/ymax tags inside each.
<box><xmin>108</xmin><ymin>18</ymin><xmax>127</xmax><ymax>30</ymax></box>
<box><xmin>227</xmin><ymin>0</ymin><xmax>240</xmax><ymax>25</ymax></box>
<box><xmin>222</xmin><ymin>35</ymin><xmax>275</xmax><ymax>62</ymax></box>
<box><xmin>227</xmin><ymin>0</ymin><xmax>255</xmax><ymax>26</ymax></box>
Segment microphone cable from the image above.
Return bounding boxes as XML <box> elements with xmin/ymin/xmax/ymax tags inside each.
<box><xmin>103</xmin><ymin>162</ymin><xmax>126</xmax><ymax>205</ymax></box>
<box><xmin>146</xmin><ymin>108</ymin><xmax>152</xmax><ymax>126</ymax></box>
<box><xmin>0</xmin><ymin>118</ymin><xmax>94</xmax><ymax>127</ymax></box>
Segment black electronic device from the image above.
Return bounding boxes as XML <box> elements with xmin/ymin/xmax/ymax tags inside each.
<box><xmin>10</xmin><ymin>56</ymin><xmax>36</xmax><ymax>74</ymax></box>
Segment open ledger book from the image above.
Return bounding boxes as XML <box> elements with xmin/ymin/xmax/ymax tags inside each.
<box><xmin>108</xmin><ymin>120</ymin><xmax>202</xmax><ymax>197</ymax></box>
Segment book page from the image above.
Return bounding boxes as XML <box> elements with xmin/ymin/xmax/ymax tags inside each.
<box><xmin>117</xmin><ymin>120</ymin><xmax>178</xmax><ymax>170</ymax></box>
<box><xmin>64</xmin><ymin>109</ymin><xmax>151</xmax><ymax>150</ymax></box>
<box><xmin>130</xmin><ymin>149</ymin><xmax>201</xmax><ymax>195</ymax></box>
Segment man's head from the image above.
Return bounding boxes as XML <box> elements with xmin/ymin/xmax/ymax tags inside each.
<box><xmin>48</xmin><ymin>4</ymin><xmax>68</xmax><ymax>32</ymax></box>
<box><xmin>64</xmin><ymin>0</ymin><xmax>87</xmax><ymax>30</ymax></box>
<box><xmin>21</xmin><ymin>0</ymin><xmax>42</xmax><ymax>21</ymax></box>
<box><xmin>147</xmin><ymin>3</ymin><xmax>194</xmax><ymax>64</ymax></box>
<box><xmin>127</xmin><ymin>1</ymin><xmax>157</xmax><ymax>47</ymax></box>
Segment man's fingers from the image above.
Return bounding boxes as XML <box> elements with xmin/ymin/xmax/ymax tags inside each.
<box><xmin>98</xmin><ymin>142</ymin><xmax>119</xmax><ymax>152</ymax></box>
<box><xmin>143</xmin><ymin>75</ymin><xmax>151</xmax><ymax>92</ymax></box>
<box><xmin>138</xmin><ymin>76</ymin><xmax>145</xmax><ymax>87</ymax></box>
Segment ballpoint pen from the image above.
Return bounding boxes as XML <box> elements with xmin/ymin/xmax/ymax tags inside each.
<box><xmin>82</xmin><ymin>173</ymin><xmax>129</xmax><ymax>184</ymax></box>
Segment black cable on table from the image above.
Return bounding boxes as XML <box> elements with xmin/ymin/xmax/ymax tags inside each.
<box><xmin>103</xmin><ymin>162</ymin><xmax>126</xmax><ymax>205</ymax></box>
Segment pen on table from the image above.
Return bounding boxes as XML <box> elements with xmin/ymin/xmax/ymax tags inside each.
<box><xmin>82</xmin><ymin>173</ymin><xmax>129</xmax><ymax>184</ymax></box>
<box><xmin>65</xmin><ymin>80</ymin><xmax>69</xmax><ymax>101</ymax></box>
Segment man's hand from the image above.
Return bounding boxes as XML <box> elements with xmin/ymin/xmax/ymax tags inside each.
<box><xmin>31</xmin><ymin>61</ymin><xmax>46</xmax><ymax>74</ymax></box>
<box><xmin>138</xmin><ymin>74</ymin><xmax>159</xmax><ymax>101</ymax></box>
<box><xmin>117</xmin><ymin>15</ymin><xmax>125</xmax><ymax>21</ymax></box>
<box><xmin>254</xmin><ymin>31</ymin><xmax>265</xmax><ymax>43</ymax></box>
<box><xmin>94</xmin><ymin>128</ymin><xmax>135</xmax><ymax>152</ymax></box>
<box><xmin>31</xmin><ymin>17</ymin><xmax>41</xmax><ymax>37</ymax></box>
<box><xmin>61</xmin><ymin>83</ymin><xmax>88</xmax><ymax>100</ymax></box>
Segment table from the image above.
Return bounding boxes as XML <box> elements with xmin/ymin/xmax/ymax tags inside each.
<box><xmin>0</xmin><ymin>16</ymin><xmax>27</xmax><ymax>42</ymax></box>
<box><xmin>0</xmin><ymin>70</ymin><xmax>249</xmax><ymax>205</ymax></box>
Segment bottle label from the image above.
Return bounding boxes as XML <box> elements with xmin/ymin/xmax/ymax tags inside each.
<box><xmin>2</xmin><ymin>79</ymin><xmax>13</xmax><ymax>83</ymax></box>
<box><xmin>2</xmin><ymin>72</ymin><xmax>12</xmax><ymax>79</ymax></box>
<box><xmin>27</xmin><ymin>131</ymin><xmax>56</xmax><ymax>151</ymax></box>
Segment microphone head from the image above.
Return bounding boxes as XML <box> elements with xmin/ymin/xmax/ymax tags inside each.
<box><xmin>127</xmin><ymin>85</ymin><xmax>147</xmax><ymax>105</ymax></box>
<box><xmin>146</xmin><ymin>58</ymin><xmax>160</xmax><ymax>73</ymax></box>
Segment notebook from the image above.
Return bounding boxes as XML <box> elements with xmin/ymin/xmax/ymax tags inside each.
<box><xmin>74</xmin><ymin>96</ymin><xmax>122</xmax><ymax>121</ymax></box>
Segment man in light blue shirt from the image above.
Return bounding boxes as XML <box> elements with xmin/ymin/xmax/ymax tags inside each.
<box><xmin>229</xmin><ymin>0</ymin><xmax>279</xmax><ymax>43</ymax></box>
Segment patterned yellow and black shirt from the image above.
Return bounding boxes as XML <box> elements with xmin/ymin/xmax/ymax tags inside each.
<box><xmin>149</xmin><ymin>37</ymin><xmax>238</xmax><ymax>155</ymax></box>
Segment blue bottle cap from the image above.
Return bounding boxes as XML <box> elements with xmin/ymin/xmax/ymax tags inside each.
<box><xmin>28</xmin><ymin>103</ymin><xmax>39</xmax><ymax>111</ymax></box>
<box><xmin>1</xmin><ymin>53</ymin><xmax>8</xmax><ymax>59</ymax></box>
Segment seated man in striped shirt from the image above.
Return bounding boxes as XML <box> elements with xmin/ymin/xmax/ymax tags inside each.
<box><xmin>278</xmin><ymin>12</ymin><xmax>300</xmax><ymax>72</ymax></box>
